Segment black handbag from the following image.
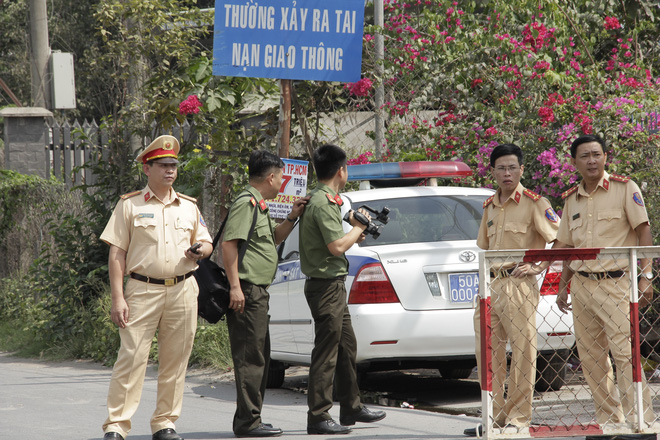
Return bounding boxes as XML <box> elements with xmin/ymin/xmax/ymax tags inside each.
<box><xmin>195</xmin><ymin>195</ymin><xmax>258</xmax><ymax>323</ymax></box>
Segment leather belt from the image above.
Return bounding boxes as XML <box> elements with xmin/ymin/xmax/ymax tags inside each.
<box><xmin>490</xmin><ymin>268</ymin><xmax>515</xmax><ymax>278</ymax></box>
<box><xmin>577</xmin><ymin>270</ymin><xmax>626</xmax><ymax>281</ymax></box>
<box><xmin>130</xmin><ymin>271</ymin><xmax>194</xmax><ymax>286</ymax></box>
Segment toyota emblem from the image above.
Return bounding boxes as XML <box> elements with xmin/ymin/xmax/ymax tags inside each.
<box><xmin>459</xmin><ymin>250</ymin><xmax>476</xmax><ymax>263</ymax></box>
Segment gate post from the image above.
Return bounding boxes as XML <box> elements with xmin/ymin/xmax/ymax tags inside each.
<box><xmin>0</xmin><ymin>107</ymin><xmax>53</xmax><ymax>178</ymax></box>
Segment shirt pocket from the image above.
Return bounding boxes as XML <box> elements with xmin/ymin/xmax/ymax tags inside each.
<box><xmin>133</xmin><ymin>216</ymin><xmax>158</xmax><ymax>244</ymax></box>
<box><xmin>254</xmin><ymin>222</ymin><xmax>272</xmax><ymax>241</ymax></box>
<box><xmin>597</xmin><ymin>209</ymin><xmax>623</xmax><ymax>238</ymax></box>
<box><xmin>174</xmin><ymin>217</ymin><xmax>195</xmax><ymax>246</ymax></box>
<box><xmin>568</xmin><ymin>216</ymin><xmax>584</xmax><ymax>246</ymax></box>
<box><xmin>503</xmin><ymin>222</ymin><xmax>529</xmax><ymax>248</ymax></box>
<box><xmin>486</xmin><ymin>215</ymin><xmax>498</xmax><ymax>239</ymax></box>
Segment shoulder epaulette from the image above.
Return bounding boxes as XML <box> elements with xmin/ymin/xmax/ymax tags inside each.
<box><xmin>120</xmin><ymin>190</ymin><xmax>141</xmax><ymax>200</ymax></box>
<box><xmin>610</xmin><ymin>174</ymin><xmax>630</xmax><ymax>183</ymax></box>
<box><xmin>177</xmin><ymin>192</ymin><xmax>197</xmax><ymax>203</ymax></box>
<box><xmin>561</xmin><ymin>186</ymin><xmax>579</xmax><ymax>200</ymax></box>
<box><xmin>523</xmin><ymin>188</ymin><xmax>541</xmax><ymax>201</ymax></box>
<box><xmin>483</xmin><ymin>195</ymin><xmax>494</xmax><ymax>208</ymax></box>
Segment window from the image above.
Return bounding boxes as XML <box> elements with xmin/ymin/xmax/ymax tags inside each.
<box><xmin>359</xmin><ymin>195</ymin><xmax>487</xmax><ymax>246</ymax></box>
<box><xmin>279</xmin><ymin>224</ymin><xmax>300</xmax><ymax>261</ymax></box>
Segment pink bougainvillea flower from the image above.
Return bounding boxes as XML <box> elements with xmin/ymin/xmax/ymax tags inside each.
<box><xmin>538</xmin><ymin>106</ymin><xmax>555</xmax><ymax>125</ymax></box>
<box><xmin>347</xmin><ymin>151</ymin><xmax>374</xmax><ymax>165</ymax></box>
<box><xmin>534</xmin><ymin>61</ymin><xmax>551</xmax><ymax>70</ymax></box>
<box><xmin>347</xmin><ymin>78</ymin><xmax>374</xmax><ymax>97</ymax></box>
<box><xmin>604</xmin><ymin>16</ymin><xmax>621</xmax><ymax>30</ymax></box>
<box><xmin>179</xmin><ymin>95</ymin><xmax>202</xmax><ymax>115</ymax></box>
<box><xmin>521</xmin><ymin>22</ymin><xmax>555</xmax><ymax>53</ymax></box>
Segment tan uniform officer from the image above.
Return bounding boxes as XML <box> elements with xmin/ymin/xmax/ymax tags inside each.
<box><xmin>556</xmin><ymin>134</ymin><xmax>655</xmax><ymax>427</ymax></box>
<box><xmin>221</xmin><ymin>150</ymin><xmax>307</xmax><ymax>438</ymax></box>
<box><xmin>101</xmin><ymin>135</ymin><xmax>212</xmax><ymax>440</ymax></box>
<box><xmin>466</xmin><ymin>143</ymin><xmax>560</xmax><ymax>437</ymax></box>
<box><xmin>300</xmin><ymin>144</ymin><xmax>385</xmax><ymax>436</ymax></box>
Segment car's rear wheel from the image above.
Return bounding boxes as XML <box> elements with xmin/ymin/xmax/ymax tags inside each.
<box><xmin>535</xmin><ymin>352</ymin><xmax>566</xmax><ymax>392</ymax></box>
<box><xmin>266</xmin><ymin>361</ymin><xmax>286</xmax><ymax>388</ymax></box>
<box><xmin>438</xmin><ymin>367</ymin><xmax>473</xmax><ymax>379</ymax></box>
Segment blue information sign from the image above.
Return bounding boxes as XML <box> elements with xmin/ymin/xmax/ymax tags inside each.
<box><xmin>213</xmin><ymin>0</ymin><xmax>365</xmax><ymax>82</ymax></box>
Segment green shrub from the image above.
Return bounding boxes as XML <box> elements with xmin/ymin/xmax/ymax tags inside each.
<box><xmin>0</xmin><ymin>276</ymin><xmax>49</xmax><ymax>357</ymax></box>
<box><xmin>189</xmin><ymin>320</ymin><xmax>233</xmax><ymax>371</ymax></box>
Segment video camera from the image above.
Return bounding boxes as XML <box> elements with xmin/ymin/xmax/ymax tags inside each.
<box><xmin>343</xmin><ymin>205</ymin><xmax>390</xmax><ymax>239</ymax></box>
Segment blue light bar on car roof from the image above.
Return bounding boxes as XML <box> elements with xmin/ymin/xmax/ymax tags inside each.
<box><xmin>347</xmin><ymin>161</ymin><xmax>472</xmax><ymax>181</ymax></box>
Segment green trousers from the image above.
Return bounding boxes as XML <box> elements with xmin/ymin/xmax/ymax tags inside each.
<box><xmin>304</xmin><ymin>278</ymin><xmax>362</xmax><ymax>424</ymax></box>
<box><xmin>227</xmin><ymin>281</ymin><xmax>271</xmax><ymax>435</ymax></box>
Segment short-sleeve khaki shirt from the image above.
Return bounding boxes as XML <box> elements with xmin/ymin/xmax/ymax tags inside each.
<box><xmin>557</xmin><ymin>172</ymin><xmax>648</xmax><ymax>271</ymax></box>
<box><xmin>477</xmin><ymin>183</ymin><xmax>559</xmax><ymax>256</ymax></box>
<box><xmin>223</xmin><ymin>186</ymin><xmax>278</xmax><ymax>286</ymax></box>
<box><xmin>100</xmin><ymin>186</ymin><xmax>212</xmax><ymax>278</ymax></box>
<box><xmin>300</xmin><ymin>183</ymin><xmax>348</xmax><ymax>278</ymax></box>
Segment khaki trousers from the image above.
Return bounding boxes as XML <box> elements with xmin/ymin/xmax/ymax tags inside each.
<box><xmin>474</xmin><ymin>275</ymin><xmax>538</xmax><ymax>427</ymax></box>
<box><xmin>571</xmin><ymin>274</ymin><xmax>655</xmax><ymax>425</ymax></box>
<box><xmin>304</xmin><ymin>278</ymin><xmax>361</xmax><ymax>425</ymax></box>
<box><xmin>227</xmin><ymin>281</ymin><xmax>271</xmax><ymax>435</ymax></box>
<box><xmin>103</xmin><ymin>277</ymin><xmax>198</xmax><ymax>439</ymax></box>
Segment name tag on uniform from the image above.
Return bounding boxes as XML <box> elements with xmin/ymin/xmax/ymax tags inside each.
<box><xmin>487</xmin><ymin>220</ymin><xmax>493</xmax><ymax>227</ymax></box>
<box><xmin>572</xmin><ymin>213</ymin><xmax>580</xmax><ymax>220</ymax></box>
<box><xmin>138</xmin><ymin>213</ymin><xmax>154</xmax><ymax>218</ymax></box>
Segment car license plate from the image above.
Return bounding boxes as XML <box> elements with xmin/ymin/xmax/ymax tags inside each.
<box><xmin>449</xmin><ymin>273</ymin><xmax>479</xmax><ymax>303</ymax></box>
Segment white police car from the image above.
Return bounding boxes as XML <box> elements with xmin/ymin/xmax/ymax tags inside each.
<box><xmin>267</xmin><ymin>161</ymin><xmax>574</xmax><ymax>391</ymax></box>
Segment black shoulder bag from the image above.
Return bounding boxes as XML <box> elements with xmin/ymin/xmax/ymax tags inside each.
<box><xmin>195</xmin><ymin>195</ymin><xmax>259</xmax><ymax>323</ymax></box>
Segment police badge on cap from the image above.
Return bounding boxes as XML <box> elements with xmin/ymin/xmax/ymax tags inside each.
<box><xmin>136</xmin><ymin>135</ymin><xmax>180</xmax><ymax>164</ymax></box>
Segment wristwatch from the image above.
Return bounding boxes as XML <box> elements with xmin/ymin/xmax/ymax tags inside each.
<box><xmin>641</xmin><ymin>272</ymin><xmax>653</xmax><ymax>281</ymax></box>
<box><xmin>286</xmin><ymin>215</ymin><xmax>296</xmax><ymax>223</ymax></box>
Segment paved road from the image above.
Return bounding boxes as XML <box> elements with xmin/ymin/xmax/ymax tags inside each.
<box><xmin>0</xmin><ymin>352</ymin><xmax>481</xmax><ymax>440</ymax></box>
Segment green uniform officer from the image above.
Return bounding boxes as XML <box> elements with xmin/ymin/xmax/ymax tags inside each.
<box><xmin>299</xmin><ymin>144</ymin><xmax>386</xmax><ymax>436</ymax></box>
<box><xmin>222</xmin><ymin>150</ymin><xmax>308</xmax><ymax>438</ymax></box>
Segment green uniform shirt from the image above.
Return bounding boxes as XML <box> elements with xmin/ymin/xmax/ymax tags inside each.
<box><xmin>300</xmin><ymin>183</ymin><xmax>348</xmax><ymax>278</ymax></box>
<box><xmin>223</xmin><ymin>186</ymin><xmax>277</xmax><ymax>286</ymax></box>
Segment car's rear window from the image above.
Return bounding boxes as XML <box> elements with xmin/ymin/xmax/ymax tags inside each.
<box><xmin>357</xmin><ymin>195</ymin><xmax>487</xmax><ymax>246</ymax></box>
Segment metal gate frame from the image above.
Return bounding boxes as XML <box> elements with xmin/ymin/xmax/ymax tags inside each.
<box><xmin>478</xmin><ymin>246</ymin><xmax>660</xmax><ymax>439</ymax></box>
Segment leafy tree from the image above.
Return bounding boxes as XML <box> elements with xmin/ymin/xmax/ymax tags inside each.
<box><xmin>92</xmin><ymin>0</ymin><xmax>211</xmax><ymax>130</ymax></box>
<box><xmin>341</xmin><ymin>1</ymin><xmax>660</xmax><ymax>220</ymax></box>
<box><xmin>48</xmin><ymin>0</ymin><xmax>111</xmax><ymax>119</ymax></box>
<box><xmin>0</xmin><ymin>0</ymin><xmax>30</xmax><ymax>107</ymax></box>
<box><xmin>0</xmin><ymin>0</ymin><xmax>110</xmax><ymax>118</ymax></box>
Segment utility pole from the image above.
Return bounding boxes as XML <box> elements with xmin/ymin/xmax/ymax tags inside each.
<box><xmin>374</xmin><ymin>0</ymin><xmax>385</xmax><ymax>160</ymax></box>
<box><xmin>277</xmin><ymin>79</ymin><xmax>292</xmax><ymax>159</ymax></box>
<box><xmin>28</xmin><ymin>0</ymin><xmax>51</xmax><ymax>109</ymax></box>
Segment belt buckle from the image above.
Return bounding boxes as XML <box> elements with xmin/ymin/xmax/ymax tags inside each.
<box><xmin>588</xmin><ymin>273</ymin><xmax>599</xmax><ymax>281</ymax></box>
<box><xmin>165</xmin><ymin>278</ymin><xmax>176</xmax><ymax>286</ymax></box>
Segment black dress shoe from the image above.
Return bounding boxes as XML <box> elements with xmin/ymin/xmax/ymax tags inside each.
<box><xmin>339</xmin><ymin>406</ymin><xmax>386</xmax><ymax>426</ymax></box>
<box><xmin>103</xmin><ymin>433</ymin><xmax>124</xmax><ymax>440</ymax></box>
<box><xmin>152</xmin><ymin>428</ymin><xmax>183</xmax><ymax>440</ymax></box>
<box><xmin>307</xmin><ymin>419</ymin><xmax>352</xmax><ymax>435</ymax></box>
<box><xmin>464</xmin><ymin>425</ymin><xmax>483</xmax><ymax>437</ymax></box>
<box><xmin>235</xmin><ymin>423</ymin><xmax>283</xmax><ymax>437</ymax></box>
